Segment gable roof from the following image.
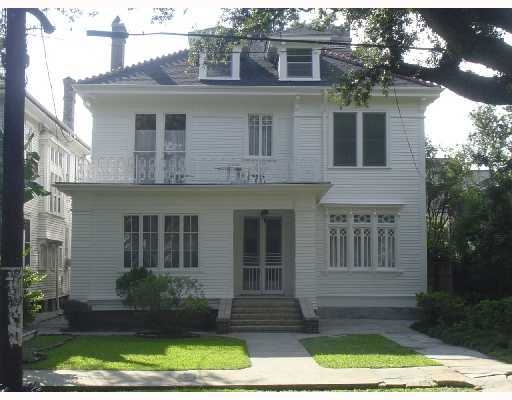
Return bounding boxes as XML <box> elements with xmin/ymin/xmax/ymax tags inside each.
<box><xmin>77</xmin><ymin>48</ymin><xmax>435</xmax><ymax>88</ymax></box>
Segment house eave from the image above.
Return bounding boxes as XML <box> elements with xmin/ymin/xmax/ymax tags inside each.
<box><xmin>73</xmin><ymin>83</ymin><xmax>442</xmax><ymax>99</ymax></box>
<box><xmin>56</xmin><ymin>182</ymin><xmax>333</xmax><ymax>197</ymax></box>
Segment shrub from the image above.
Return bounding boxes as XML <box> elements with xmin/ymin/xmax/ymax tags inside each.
<box><xmin>416</xmin><ymin>292</ymin><xmax>466</xmax><ymax>326</ymax></box>
<box><xmin>62</xmin><ymin>299</ymin><xmax>91</xmax><ymax>330</ymax></box>
<box><xmin>116</xmin><ymin>270</ymin><xmax>209</xmax><ymax>333</ymax></box>
<box><xmin>23</xmin><ymin>268</ymin><xmax>46</xmax><ymax>326</ymax></box>
<box><xmin>115</xmin><ymin>267</ymin><xmax>153</xmax><ymax>305</ymax></box>
<box><xmin>467</xmin><ymin>297</ymin><xmax>512</xmax><ymax>333</ymax></box>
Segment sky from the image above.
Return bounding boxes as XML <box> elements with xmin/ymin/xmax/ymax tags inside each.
<box><xmin>24</xmin><ymin>8</ymin><xmax>483</xmax><ymax>150</ymax></box>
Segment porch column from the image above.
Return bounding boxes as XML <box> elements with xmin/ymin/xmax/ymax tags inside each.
<box><xmin>294</xmin><ymin>205</ymin><xmax>317</xmax><ymax>298</ymax></box>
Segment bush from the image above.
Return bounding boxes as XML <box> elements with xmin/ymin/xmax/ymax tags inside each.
<box><xmin>416</xmin><ymin>292</ymin><xmax>466</xmax><ymax>326</ymax></box>
<box><xmin>116</xmin><ymin>270</ymin><xmax>209</xmax><ymax>333</ymax></box>
<box><xmin>466</xmin><ymin>297</ymin><xmax>512</xmax><ymax>333</ymax></box>
<box><xmin>23</xmin><ymin>268</ymin><xmax>46</xmax><ymax>326</ymax></box>
<box><xmin>62</xmin><ymin>299</ymin><xmax>91</xmax><ymax>330</ymax></box>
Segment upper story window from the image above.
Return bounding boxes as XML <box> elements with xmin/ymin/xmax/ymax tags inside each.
<box><xmin>287</xmin><ymin>48</ymin><xmax>313</xmax><ymax>78</ymax></box>
<box><xmin>199</xmin><ymin>48</ymin><xmax>240</xmax><ymax>80</ymax></box>
<box><xmin>164</xmin><ymin>114</ymin><xmax>186</xmax><ymax>184</ymax></box>
<box><xmin>332</xmin><ymin>112</ymin><xmax>387</xmax><ymax>167</ymax></box>
<box><xmin>248</xmin><ymin>114</ymin><xmax>272</xmax><ymax>157</ymax></box>
<box><xmin>134</xmin><ymin>114</ymin><xmax>156</xmax><ymax>184</ymax></box>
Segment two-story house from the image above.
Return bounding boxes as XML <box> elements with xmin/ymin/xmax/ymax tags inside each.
<box><xmin>58</xmin><ymin>19</ymin><xmax>441</xmax><ymax>330</ymax></box>
<box><xmin>0</xmin><ymin>83</ymin><xmax>90</xmax><ymax>311</ymax></box>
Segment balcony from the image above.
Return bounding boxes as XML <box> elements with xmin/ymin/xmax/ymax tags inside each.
<box><xmin>79</xmin><ymin>155</ymin><xmax>322</xmax><ymax>184</ymax></box>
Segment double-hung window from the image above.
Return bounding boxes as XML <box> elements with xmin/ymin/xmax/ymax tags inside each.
<box><xmin>164</xmin><ymin>114</ymin><xmax>186</xmax><ymax>184</ymax></box>
<box><xmin>124</xmin><ymin>215</ymin><xmax>199</xmax><ymax>269</ymax></box>
<box><xmin>248</xmin><ymin>114</ymin><xmax>272</xmax><ymax>157</ymax></box>
<box><xmin>328</xmin><ymin>211</ymin><xmax>398</xmax><ymax>270</ymax></box>
<box><xmin>332</xmin><ymin>112</ymin><xmax>387</xmax><ymax>167</ymax></box>
<box><xmin>134</xmin><ymin>114</ymin><xmax>156</xmax><ymax>183</ymax></box>
<box><xmin>287</xmin><ymin>48</ymin><xmax>313</xmax><ymax>78</ymax></box>
<box><xmin>205</xmin><ymin>54</ymin><xmax>232</xmax><ymax>78</ymax></box>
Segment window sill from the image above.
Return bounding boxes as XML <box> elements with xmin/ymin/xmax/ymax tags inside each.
<box><xmin>325</xmin><ymin>267</ymin><xmax>402</xmax><ymax>274</ymax></box>
<box><xmin>327</xmin><ymin>166</ymin><xmax>391</xmax><ymax>171</ymax></box>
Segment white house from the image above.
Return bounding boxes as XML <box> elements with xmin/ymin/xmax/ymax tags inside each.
<box><xmin>0</xmin><ymin>83</ymin><xmax>90</xmax><ymax>311</ymax></box>
<box><xmin>58</xmin><ymin>20</ymin><xmax>442</xmax><ymax>329</ymax></box>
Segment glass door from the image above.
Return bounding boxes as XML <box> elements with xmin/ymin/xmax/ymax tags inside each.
<box><xmin>241</xmin><ymin>215</ymin><xmax>283</xmax><ymax>294</ymax></box>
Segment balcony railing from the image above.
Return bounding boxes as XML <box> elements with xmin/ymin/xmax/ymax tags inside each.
<box><xmin>81</xmin><ymin>155</ymin><xmax>322</xmax><ymax>184</ymax></box>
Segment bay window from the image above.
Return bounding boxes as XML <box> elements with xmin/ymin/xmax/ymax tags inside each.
<box><xmin>328</xmin><ymin>211</ymin><xmax>398</xmax><ymax>270</ymax></box>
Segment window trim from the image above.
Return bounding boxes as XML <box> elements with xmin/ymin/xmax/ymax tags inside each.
<box><xmin>122</xmin><ymin>214</ymin><xmax>200</xmax><ymax>271</ymax></box>
<box><xmin>325</xmin><ymin>208</ymin><xmax>400</xmax><ymax>272</ymax></box>
<box><xmin>329</xmin><ymin>111</ymin><xmax>390</xmax><ymax>169</ymax></box>
<box><xmin>246</xmin><ymin>113</ymin><xmax>274</xmax><ymax>159</ymax></box>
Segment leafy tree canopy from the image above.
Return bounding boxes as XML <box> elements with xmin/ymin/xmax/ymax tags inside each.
<box><xmin>192</xmin><ymin>8</ymin><xmax>512</xmax><ymax>106</ymax></box>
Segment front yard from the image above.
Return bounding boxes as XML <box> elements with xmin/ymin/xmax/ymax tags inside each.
<box><xmin>301</xmin><ymin>334</ymin><xmax>440</xmax><ymax>368</ymax></box>
<box><xmin>25</xmin><ymin>335</ymin><xmax>250</xmax><ymax>371</ymax></box>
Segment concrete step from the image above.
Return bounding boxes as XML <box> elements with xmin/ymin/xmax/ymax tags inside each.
<box><xmin>232</xmin><ymin>319</ymin><xmax>303</xmax><ymax>326</ymax></box>
<box><xmin>231</xmin><ymin>307</ymin><xmax>300</xmax><ymax>314</ymax></box>
<box><xmin>231</xmin><ymin>312</ymin><xmax>302</xmax><ymax>320</ymax></box>
<box><xmin>231</xmin><ymin>325</ymin><xmax>303</xmax><ymax>332</ymax></box>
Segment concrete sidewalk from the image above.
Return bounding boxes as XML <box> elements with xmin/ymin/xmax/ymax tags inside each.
<box><xmin>23</xmin><ymin>319</ymin><xmax>512</xmax><ymax>390</ymax></box>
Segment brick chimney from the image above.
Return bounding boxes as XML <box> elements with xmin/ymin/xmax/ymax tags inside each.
<box><xmin>111</xmin><ymin>16</ymin><xmax>127</xmax><ymax>71</ymax></box>
<box><xmin>62</xmin><ymin>77</ymin><xmax>76</xmax><ymax>130</ymax></box>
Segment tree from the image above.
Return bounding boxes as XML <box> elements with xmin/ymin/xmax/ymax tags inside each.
<box><xmin>199</xmin><ymin>8</ymin><xmax>512</xmax><ymax>105</ymax></box>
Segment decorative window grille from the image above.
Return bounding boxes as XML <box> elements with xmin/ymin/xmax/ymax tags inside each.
<box><xmin>353</xmin><ymin>214</ymin><xmax>372</xmax><ymax>268</ymax></box>
<box><xmin>377</xmin><ymin>214</ymin><xmax>396</xmax><ymax>268</ymax></box>
<box><xmin>328</xmin><ymin>214</ymin><xmax>348</xmax><ymax>268</ymax></box>
<box><xmin>164</xmin><ymin>114</ymin><xmax>186</xmax><ymax>184</ymax></box>
<box><xmin>248</xmin><ymin>114</ymin><xmax>272</xmax><ymax>156</ymax></box>
<box><xmin>142</xmin><ymin>215</ymin><xmax>159</xmax><ymax>268</ymax></box>
<box><xmin>287</xmin><ymin>48</ymin><xmax>313</xmax><ymax>77</ymax></box>
<box><xmin>164</xmin><ymin>216</ymin><xmax>180</xmax><ymax>268</ymax></box>
<box><xmin>123</xmin><ymin>216</ymin><xmax>139</xmax><ymax>268</ymax></box>
<box><xmin>183</xmin><ymin>215</ymin><xmax>199</xmax><ymax>268</ymax></box>
<box><xmin>134</xmin><ymin>114</ymin><xmax>156</xmax><ymax>184</ymax></box>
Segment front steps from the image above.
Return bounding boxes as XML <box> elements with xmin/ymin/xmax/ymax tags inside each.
<box><xmin>230</xmin><ymin>297</ymin><xmax>304</xmax><ymax>332</ymax></box>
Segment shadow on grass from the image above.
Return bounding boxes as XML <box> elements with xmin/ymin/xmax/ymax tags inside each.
<box><xmin>25</xmin><ymin>335</ymin><xmax>250</xmax><ymax>371</ymax></box>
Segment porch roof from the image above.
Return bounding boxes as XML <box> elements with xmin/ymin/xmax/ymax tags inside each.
<box><xmin>56</xmin><ymin>182</ymin><xmax>332</xmax><ymax>197</ymax></box>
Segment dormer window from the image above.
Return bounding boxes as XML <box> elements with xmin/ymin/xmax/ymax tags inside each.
<box><xmin>199</xmin><ymin>47</ymin><xmax>240</xmax><ymax>80</ymax></box>
<box><xmin>287</xmin><ymin>48</ymin><xmax>313</xmax><ymax>78</ymax></box>
<box><xmin>205</xmin><ymin>55</ymin><xmax>232</xmax><ymax>78</ymax></box>
<box><xmin>277</xmin><ymin>46</ymin><xmax>320</xmax><ymax>81</ymax></box>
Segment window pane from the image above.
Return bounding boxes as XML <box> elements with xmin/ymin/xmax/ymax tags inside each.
<box><xmin>164</xmin><ymin>216</ymin><xmax>180</xmax><ymax>268</ymax></box>
<box><xmin>142</xmin><ymin>215</ymin><xmax>158</xmax><ymax>268</ymax></box>
<box><xmin>243</xmin><ymin>217</ymin><xmax>259</xmax><ymax>266</ymax></box>
<box><xmin>287</xmin><ymin>49</ymin><xmax>313</xmax><ymax>77</ymax></box>
<box><xmin>261</xmin><ymin>115</ymin><xmax>272</xmax><ymax>156</ymax></box>
<box><xmin>165</xmin><ymin>114</ymin><xmax>186</xmax><ymax>131</ymax></box>
<box><xmin>363</xmin><ymin>113</ymin><xmax>386</xmax><ymax>166</ymax></box>
<box><xmin>184</xmin><ymin>216</ymin><xmax>198</xmax><ymax>268</ymax></box>
<box><xmin>265</xmin><ymin>217</ymin><xmax>282</xmax><ymax>265</ymax></box>
<box><xmin>333</xmin><ymin>113</ymin><xmax>357</xmax><ymax>166</ymax></box>
<box><xmin>249</xmin><ymin>114</ymin><xmax>260</xmax><ymax>156</ymax></box>
<box><xmin>287</xmin><ymin>63</ymin><xmax>312</xmax><ymax>77</ymax></box>
<box><xmin>205</xmin><ymin>55</ymin><xmax>232</xmax><ymax>77</ymax></box>
<box><xmin>287</xmin><ymin>48</ymin><xmax>312</xmax><ymax>62</ymax></box>
<box><xmin>135</xmin><ymin>114</ymin><xmax>156</xmax><ymax>131</ymax></box>
<box><xmin>123</xmin><ymin>216</ymin><xmax>139</xmax><ymax>268</ymax></box>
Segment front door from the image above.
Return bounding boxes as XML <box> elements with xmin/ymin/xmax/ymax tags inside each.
<box><xmin>241</xmin><ymin>215</ymin><xmax>284</xmax><ymax>295</ymax></box>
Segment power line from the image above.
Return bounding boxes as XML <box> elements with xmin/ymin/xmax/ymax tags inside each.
<box><xmin>39</xmin><ymin>28</ymin><xmax>72</xmax><ymax>144</ymax></box>
<box><xmin>392</xmin><ymin>86</ymin><xmax>423</xmax><ymax>178</ymax></box>
<box><xmin>87</xmin><ymin>29</ymin><xmax>442</xmax><ymax>53</ymax></box>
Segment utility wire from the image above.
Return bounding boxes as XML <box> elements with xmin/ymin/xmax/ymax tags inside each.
<box><xmin>392</xmin><ymin>86</ymin><xmax>423</xmax><ymax>178</ymax></box>
<box><xmin>40</xmin><ymin>28</ymin><xmax>72</xmax><ymax>144</ymax></box>
<box><xmin>87</xmin><ymin>29</ymin><xmax>443</xmax><ymax>53</ymax></box>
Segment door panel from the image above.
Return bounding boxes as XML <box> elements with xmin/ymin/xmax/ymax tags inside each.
<box><xmin>241</xmin><ymin>215</ymin><xmax>283</xmax><ymax>294</ymax></box>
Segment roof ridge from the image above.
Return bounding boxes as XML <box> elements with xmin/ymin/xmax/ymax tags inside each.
<box><xmin>78</xmin><ymin>49</ymin><xmax>189</xmax><ymax>84</ymax></box>
<box><xmin>322</xmin><ymin>49</ymin><xmax>437</xmax><ymax>88</ymax></box>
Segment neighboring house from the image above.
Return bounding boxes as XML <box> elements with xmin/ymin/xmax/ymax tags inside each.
<box><xmin>58</xmin><ymin>19</ymin><xmax>441</xmax><ymax>324</ymax></box>
<box><xmin>0</xmin><ymin>83</ymin><xmax>90</xmax><ymax>311</ymax></box>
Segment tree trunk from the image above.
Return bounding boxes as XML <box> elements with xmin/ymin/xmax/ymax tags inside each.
<box><xmin>0</xmin><ymin>9</ymin><xmax>27</xmax><ymax>390</ymax></box>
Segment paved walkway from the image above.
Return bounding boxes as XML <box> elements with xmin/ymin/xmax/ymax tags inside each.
<box><xmin>24</xmin><ymin>319</ymin><xmax>512</xmax><ymax>390</ymax></box>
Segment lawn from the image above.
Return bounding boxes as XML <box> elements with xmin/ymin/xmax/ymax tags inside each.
<box><xmin>25</xmin><ymin>335</ymin><xmax>251</xmax><ymax>371</ymax></box>
<box><xmin>301</xmin><ymin>334</ymin><xmax>440</xmax><ymax>369</ymax></box>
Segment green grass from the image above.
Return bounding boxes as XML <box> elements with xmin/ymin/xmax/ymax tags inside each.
<box><xmin>301</xmin><ymin>334</ymin><xmax>441</xmax><ymax>369</ymax></box>
<box><xmin>25</xmin><ymin>335</ymin><xmax>250</xmax><ymax>371</ymax></box>
<box><xmin>23</xmin><ymin>335</ymin><xmax>74</xmax><ymax>363</ymax></box>
<box><xmin>44</xmin><ymin>386</ymin><xmax>475</xmax><ymax>392</ymax></box>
